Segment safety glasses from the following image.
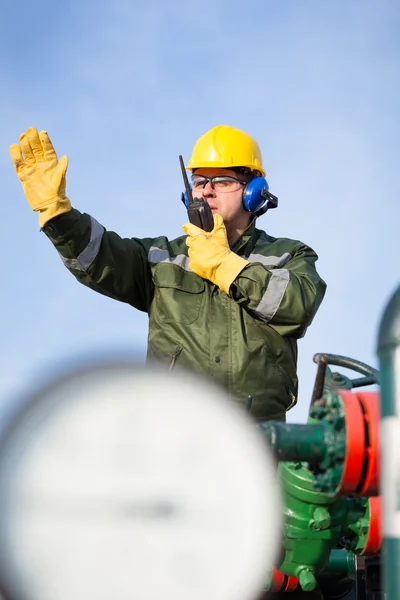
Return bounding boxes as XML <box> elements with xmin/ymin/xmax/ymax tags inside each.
<box><xmin>191</xmin><ymin>175</ymin><xmax>247</xmax><ymax>193</ymax></box>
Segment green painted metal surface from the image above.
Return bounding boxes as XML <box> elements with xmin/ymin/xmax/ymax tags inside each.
<box><xmin>260</xmin><ymin>392</ymin><xmax>346</xmax><ymax>495</ymax></box>
<box><xmin>276</xmin><ymin>462</ymin><xmax>372</xmax><ymax>592</ymax></box>
<box><xmin>259</xmin><ymin>421</ymin><xmax>328</xmax><ymax>463</ymax></box>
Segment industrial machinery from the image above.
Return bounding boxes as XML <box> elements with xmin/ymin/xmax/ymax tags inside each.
<box><xmin>260</xmin><ymin>280</ymin><xmax>400</xmax><ymax>599</ymax></box>
<box><xmin>0</xmin><ymin>283</ymin><xmax>398</xmax><ymax>600</ymax></box>
<box><xmin>261</xmin><ymin>352</ymin><xmax>382</xmax><ymax>599</ymax></box>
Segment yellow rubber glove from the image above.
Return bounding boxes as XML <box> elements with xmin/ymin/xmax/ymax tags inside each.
<box><xmin>183</xmin><ymin>213</ymin><xmax>249</xmax><ymax>294</ymax></box>
<box><xmin>10</xmin><ymin>127</ymin><xmax>72</xmax><ymax>228</ymax></box>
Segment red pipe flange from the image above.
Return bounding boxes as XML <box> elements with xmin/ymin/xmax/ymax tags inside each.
<box><xmin>283</xmin><ymin>575</ymin><xmax>299</xmax><ymax>592</ymax></box>
<box><xmin>356</xmin><ymin>392</ymin><xmax>380</xmax><ymax>496</ymax></box>
<box><xmin>270</xmin><ymin>569</ymin><xmax>299</xmax><ymax>592</ymax></box>
<box><xmin>271</xmin><ymin>568</ymin><xmax>285</xmax><ymax>591</ymax></box>
<box><xmin>362</xmin><ymin>496</ymin><xmax>382</xmax><ymax>555</ymax></box>
<box><xmin>337</xmin><ymin>391</ymin><xmax>366</xmax><ymax>495</ymax></box>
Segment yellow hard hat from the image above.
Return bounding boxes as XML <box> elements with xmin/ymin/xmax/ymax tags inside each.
<box><xmin>186</xmin><ymin>125</ymin><xmax>266</xmax><ymax>177</ymax></box>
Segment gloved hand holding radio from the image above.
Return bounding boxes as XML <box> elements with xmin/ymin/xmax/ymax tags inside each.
<box><xmin>183</xmin><ymin>213</ymin><xmax>249</xmax><ymax>294</ymax></box>
<box><xmin>10</xmin><ymin>127</ymin><xmax>72</xmax><ymax>228</ymax></box>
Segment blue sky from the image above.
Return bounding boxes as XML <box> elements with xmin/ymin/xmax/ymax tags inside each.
<box><xmin>1</xmin><ymin>0</ymin><xmax>399</xmax><ymax>423</ymax></box>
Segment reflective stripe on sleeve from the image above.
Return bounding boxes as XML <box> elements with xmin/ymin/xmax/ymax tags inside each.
<box><xmin>60</xmin><ymin>217</ymin><xmax>105</xmax><ymax>272</ymax></box>
<box><xmin>254</xmin><ymin>268</ymin><xmax>290</xmax><ymax>322</ymax></box>
<box><xmin>247</xmin><ymin>252</ymin><xmax>292</xmax><ymax>267</ymax></box>
<box><xmin>147</xmin><ymin>248</ymin><xmax>291</xmax><ymax>273</ymax></box>
<box><xmin>148</xmin><ymin>247</ymin><xmax>191</xmax><ymax>271</ymax></box>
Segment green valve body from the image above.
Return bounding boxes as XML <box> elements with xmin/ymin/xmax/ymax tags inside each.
<box><xmin>277</xmin><ymin>462</ymin><xmax>374</xmax><ymax>591</ymax></box>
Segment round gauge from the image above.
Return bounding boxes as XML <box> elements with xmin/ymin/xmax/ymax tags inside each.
<box><xmin>0</xmin><ymin>362</ymin><xmax>281</xmax><ymax>600</ymax></box>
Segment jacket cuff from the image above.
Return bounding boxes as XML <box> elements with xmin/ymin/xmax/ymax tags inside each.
<box><xmin>216</xmin><ymin>252</ymin><xmax>249</xmax><ymax>295</ymax></box>
<box><xmin>38</xmin><ymin>196</ymin><xmax>72</xmax><ymax>228</ymax></box>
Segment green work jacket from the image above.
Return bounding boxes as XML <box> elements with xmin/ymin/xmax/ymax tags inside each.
<box><xmin>43</xmin><ymin>209</ymin><xmax>326</xmax><ymax>422</ymax></box>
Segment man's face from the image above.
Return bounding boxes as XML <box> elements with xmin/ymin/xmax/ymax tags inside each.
<box><xmin>190</xmin><ymin>168</ymin><xmax>251</xmax><ymax>230</ymax></box>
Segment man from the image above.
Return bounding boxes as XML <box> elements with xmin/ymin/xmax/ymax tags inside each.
<box><xmin>10</xmin><ymin>125</ymin><xmax>326</xmax><ymax>422</ymax></box>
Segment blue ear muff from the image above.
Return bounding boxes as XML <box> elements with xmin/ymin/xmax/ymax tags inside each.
<box><xmin>242</xmin><ymin>177</ymin><xmax>270</xmax><ymax>212</ymax></box>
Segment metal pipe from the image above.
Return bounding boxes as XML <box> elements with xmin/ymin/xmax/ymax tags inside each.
<box><xmin>259</xmin><ymin>422</ymin><xmax>327</xmax><ymax>463</ymax></box>
<box><xmin>377</xmin><ymin>284</ymin><xmax>400</xmax><ymax>600</ymax></box>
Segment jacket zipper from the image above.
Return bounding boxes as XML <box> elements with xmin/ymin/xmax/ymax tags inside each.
<box><xmin>264</xmin><ymin>339</ymin><xmax>297</xmax><ymax>410</ymax></box>
<box><xmin>169</xmin><ymin>345</ymin><xmax>183</xmax><ymax>371</ymax></box>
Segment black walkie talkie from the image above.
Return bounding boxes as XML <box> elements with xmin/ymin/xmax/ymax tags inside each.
<box><xmin>179</xmin><ymin>155</ymin><xmax>214</xmax><ymax>232</ymax></box>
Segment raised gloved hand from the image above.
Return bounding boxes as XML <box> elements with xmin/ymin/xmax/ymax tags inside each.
<box><xmin>10</xmin><ymin>127</ymin><xmax>72</xmax><ymax>228</ymax></box>
<box><xmin>183</xmin><ymin>213</ymin><xmax>249</xmax><ymax>294</ymax></box>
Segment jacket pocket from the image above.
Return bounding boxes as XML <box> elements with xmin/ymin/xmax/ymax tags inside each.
<box><xmin>152</xmin><ymin>263</ymin><xmax>205</xmax><ymax>325</ymax></box>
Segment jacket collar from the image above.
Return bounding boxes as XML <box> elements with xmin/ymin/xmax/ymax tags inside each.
<box><xmin>231</xmin><ymin>216</ymin><xmax>259</xmax><ymax>257</ymax></box>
